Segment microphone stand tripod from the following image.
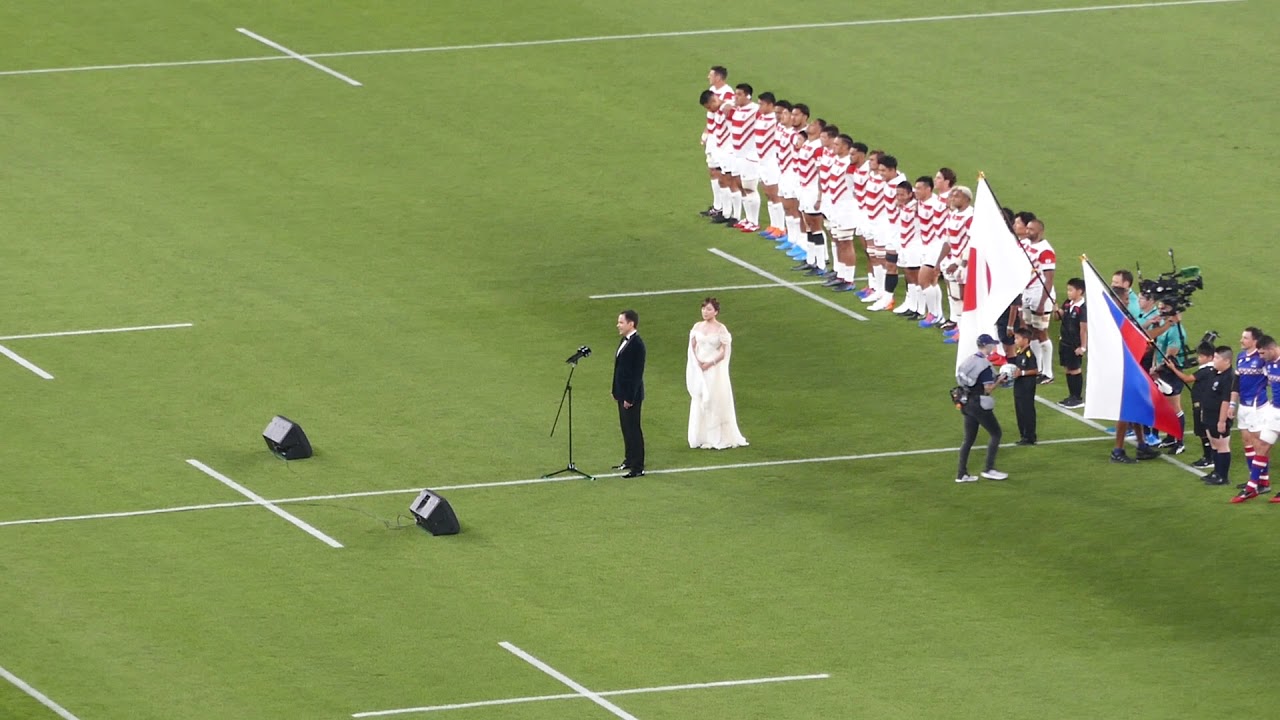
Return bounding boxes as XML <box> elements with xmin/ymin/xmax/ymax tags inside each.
<box><xmin>543</xmin><ymin>358</ymin><xmax>594</xmax><ymax>480</ymax></box>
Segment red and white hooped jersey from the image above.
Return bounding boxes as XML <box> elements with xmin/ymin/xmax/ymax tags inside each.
<box><xmin>916</xmin><ymin>195</ymin><xmax>944</xmax><ymax>245</ymax></box>
<box><xmin>754</xmin><ymin>112</ymin><xmax>780</xmax><ymax>164</ymax></box>
<box><xmin>822</xmin><ymin>153</ymin><xmax>852</xmax><ymax>207</ymax></box>
<box><xmin>1024</xmin><ymin>238</ymin><xmax>1057</xmax><ymax>289</ymax></box>
<box><xmin>897</xmin><ymin>199</ymin><xmax>920</xmax><ymax>247</ymax></box>
<box><xmin>704</xmin><ymin>84</ymin><xmax>735</xmax><ymax>137</ymax></box>
<box><xmin>944</xmin><ymin>205</ymin><xmax>974</xmax><ymax>261</ymax></box>
<box><xmin>777</xmin><ymin>126</ymin><xmax>798</xmax><ymax>174</ymax></box>
<box><xmin>730</xmin><ymin>102</ymin><xmax>760</xmax><ymax>159</ymax></box>
<box><xmin>851</xmin><ymin>161</ymin><xmax>873</xmax><ymax>213</ymax></box>
<box><xmin>863</xmin><ymin>171</ymin><xmax>887</xmax><ymax>224</ymax></box>
<box><xmin>796</xmin><ymin>139</ymin><xmax>824</xmax><ymax>188</ymax></box>
<box><xmin>879</xmin><ymin>172</ymin><xmax>908</xmax><ymax>225</ymax></box>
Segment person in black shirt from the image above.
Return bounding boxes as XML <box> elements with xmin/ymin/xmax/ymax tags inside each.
<box><xmin>1008</xmin><ymin>328</ymin><xmax>1040</xmax><ymax>445</ymax></box>
<box><xmin>1166</xmin><ymin>343</ymin><xmax>1216</xmax><ymax>469</ymax></box>
<box><xmin>1171</xmin><ymin>346</ymin><xmax>1236</xmax><ymax>485</ymax></box>
<box><xmin>955</xmin><ymin>334</ymin><xmax>1007</xmax><ymax>482</ymax></box>
<box><xmin>1055</xmin><ymin>278</ymin><xmax>1088</xmax><ymax>408</ymax></box>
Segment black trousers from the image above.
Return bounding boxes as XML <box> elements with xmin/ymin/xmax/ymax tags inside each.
<box><xmin>618</xmin><ymin>400</ymin><xmax>645</xmax><ymax>471</ymax></box>
<box><xmin>1013</xmin><ymin>388</ymin><xmax>1037</xmax><ymax>442</ymax></box>
<box><xmin>958</xmin><ymin>407</ymin><xmax>1002</xmax><ymax>476</ymax></box>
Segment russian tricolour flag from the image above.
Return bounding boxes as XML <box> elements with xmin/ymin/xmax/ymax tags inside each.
<box><xmin>1081</xmin><ymin>260</ymin><xmax>1182</xmax><ymax>438</ymax></box>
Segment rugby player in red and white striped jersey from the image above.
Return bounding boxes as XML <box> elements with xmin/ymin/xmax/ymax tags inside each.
<box><xmin>918</xmin><ymin>168</ymin><xmax>956</xmax><ymax>328</ymax></box>
<box><xmin>700</xmin><ymin>89</ymin><xmax>735</xmax><ymax>226</ymax></box>
<box><xmin>700</xmin><ymin>66</ymin><xmax>735</xmax><ymax>220</ymax></box>
<box><xmin>727</xmin><ymin>83</ymin><xmax>761</xmax><ymax>232</ymax></box>
<box><xmin>858</xmin><ymin>151</ymin><xmax>886</xmax><ymax>302</ymax></box>
<box><xmin>822</xmin><ymin>134</ymin><xmax>858</xmax><ymax>291</ymax></box>
<box><xmin>868</xmin><ymin>155</ymin><xmax>908</xmax><ymax>311</ymax></box>
<box><xmin>912</xmin><ymin>176</ymin><xmax>946</xmax><ymax>323</ymax></box>
<box><xmin>892</xmin><ymin>180</ymin><xmax>924</xmax><ymax>317</ymax></box>
<box><xmin>777</xmin><ymin>104</ymin><xmax>808</xmax><ymax>258</ymax></box>
<box><xmin>752</xmin><ymin>92</ymin><xmax>786</xmax><ymax>238</ymax></box>
<box><xmin>940</xmin><ymin>186</ymin><xmax>975</xmax><ymax>334</ymax></box>
<box><xmin>1021</xmin><ymin>218</ymin><xmax>1058</xmax><ymax>382</ymax></box>
<box><xmin>792</xmin><ymin>118</ymin><xmax>828</xmax><ymax>273</ymax></box>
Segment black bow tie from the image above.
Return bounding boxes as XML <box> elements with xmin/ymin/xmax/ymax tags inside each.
<box><xmin>620</xmin><ymin>336</ymin><xmax>629</xmax><ymax>344</ymax></box>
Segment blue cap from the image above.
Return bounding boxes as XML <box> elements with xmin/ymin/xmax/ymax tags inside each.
<box><xmin>977</xmin><ymin>333</ymin><xmax>999</xmax><ymax>347</ymax></box>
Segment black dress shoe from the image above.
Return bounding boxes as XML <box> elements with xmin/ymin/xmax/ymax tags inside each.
<box><xmin>611</xmin><ymin>461</ymin><xmax>628</xmax><ymax>470</ymax></box>
<box><xmin>622</xmin><ymin>470</ymin><xmax>645</xmax><ymax>478</ymax></box>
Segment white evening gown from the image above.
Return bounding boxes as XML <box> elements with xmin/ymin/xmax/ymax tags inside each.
<box><xmin>687</xmin><ymin>327</ymin><xmax>749</xmax><ymax>449</ymax></box>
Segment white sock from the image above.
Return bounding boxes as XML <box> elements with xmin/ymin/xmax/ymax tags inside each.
<box><xmin>947</xmin><ymin>284</ymin><xmax>962</xmax><ymax>322</ymax></box>
<box><xmin>711</xmin><ymin>180</ymin><xmax>722</xmax><ymax>210</ymax></box>
<box><xmin>875</xmin><ymin>265</ymin><xmax>886</xmax><ymax>294</ymax></box>
<box><xmin>1039</xmin><ymin>340</ymin><xmax>1054</xmax><ymax>378</ymax></box>
<box><xmin>767</xmin><ymin>201</ymin><xmax>783</xmax><ymax>230</ymax></box>
<box><xmin>730</xmin><ymin>190</ymin><xmax>743</xmax><ymax>220</ymax></box>
<box><xmin>786</xmin><ymin>216</ymin><xmax>802</xmax><ymax>244</ymax></box>
<box><xmin>844</xmin><ymin>259</ymin><xmax>857</xmax><ymax>283</ymax></box>
<box><xmin>904</xmin><ymin>284</ymin><xmax>919</xmax><ymax>311</ymax></box>
<box><xmin>815</xmin><ymin>231</ymin><xmax>829</xmax><ymax>268</ymax></box>
<box><xmin>743</xmin><ymin>192</ymin><xmax>761</xmax><ymax>226</ymax></box>
<box><xmin>716</xmin><ymin>185</ymin><xmax>730</xmax><ymax>213</ymax></box>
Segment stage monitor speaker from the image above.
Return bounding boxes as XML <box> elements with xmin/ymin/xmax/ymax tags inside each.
<box><xmin>409</xmin><ymin>489</ymin><xmax>460</xmax><ymax>536</ymax></box>
<box><xmin>263</xmin><ymin>415</ymin><xmax>313</xmax><ymax>460</ymax></box>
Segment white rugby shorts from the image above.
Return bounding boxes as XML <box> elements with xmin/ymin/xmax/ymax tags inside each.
<box><xmin>1238</xmin><ymin>403</ymin><xmax>1266</xmax><ymax>433</ymax></box>
<box><xmin>798</xmin><ymin>184</ymin><xmax>821</xmax><ymax>214</ymax></box>
<box><xmin>759</xmin><ymin>159</ymin><xmax>781</xmax><ymax>186</ymax></box>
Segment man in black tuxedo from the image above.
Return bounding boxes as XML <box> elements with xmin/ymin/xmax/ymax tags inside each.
<box><xmin>613</xmin><ymin>310</ymin><xmax>646</xmax><ymax>477</ymax></box>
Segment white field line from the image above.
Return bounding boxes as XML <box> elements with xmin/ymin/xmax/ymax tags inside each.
<box><xmin>353</xmin><ymin>672</ymin><xmax>829</xmax><ymax>717</ymax></box>
<box><xmin>0</xmin><ymin>664</ymin><xmax>82</xmax><ymax>720</ymax></box>
<box><xmin>0</xmin><ymin>344</ymin><xmax>54</xmax><ymax>379</ymax></box>
<box><xmin>0</xmin><ymin>437</ymin><xmax>1108</xmax><ymax>529</ymax></box>
<box><xmin>709</xmin><ymin>248</ymin><xmax>868</xmax><ymax>321</ymax></box>
<box><xmin>589</xmin><ymin>281</ymin><xmax>826</xmax><ymax>299</ymax></box>
<box><xmin>0</xmin><ymin>1</ymin><xmax>1243</xmax><ymax>78</ymax></box>
<box><xmin>0</xmin><ymin>322</ymin><xmax>193</xmax><ymax>341</ymax></box>
<box><xmin>1035</xmin><ymin>396</ymin><xmax>1203</xmax><ymax>476</ymax></box>
<box><xmin>185</xmin><ymin>459</ymin><xmax>345</xmax><ymax>548</ymax></box>
<box><xmin>235</xmin><ymin>28</ymin><xmax>362</xmax><ymax>86</ymax></box>
<box><xmin>499</xmin><ymin>642</ymin><xmax>641</xmax><ymax>720</ymax></box>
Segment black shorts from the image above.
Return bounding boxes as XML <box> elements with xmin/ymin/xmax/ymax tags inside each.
<box><xmin>1157</xmin><ymin>368</ymin><xmax>1185</xmax><ymax>396</ymax></box>
<box><xmin>1205</xmin><ymin>415</ymin><xmax>1233</xmax><ymax>439</ymax></box>
<box><xmin>1059</xmin><ymin>344</ymin><xmax>1083</xmax><ymax>371</ymax></box>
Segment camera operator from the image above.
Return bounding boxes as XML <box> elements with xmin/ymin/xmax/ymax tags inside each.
<box><xmin>1148</xmin><ymin>297</ymin><xmax>1190</xmax><ymax>453</ymax></box>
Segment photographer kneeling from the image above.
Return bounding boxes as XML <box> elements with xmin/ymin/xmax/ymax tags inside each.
<box><xmin>954</xmin><ymin>334</ymin><xmax>1008</xmax><ymax>483</ymax></box>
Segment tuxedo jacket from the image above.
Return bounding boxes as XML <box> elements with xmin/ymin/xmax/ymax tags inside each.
<box><xmin>612</xmin><ymin>333</ymin><xmax>646</xmax><ymax>404</ymax></box>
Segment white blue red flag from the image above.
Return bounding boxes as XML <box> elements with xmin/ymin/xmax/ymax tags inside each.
<box><xmin>1081</xmin><ymin>259</ymin><xmax>1182</xmax><ymax>438</ymax></box>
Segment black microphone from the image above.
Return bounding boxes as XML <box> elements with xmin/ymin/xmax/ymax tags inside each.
<box><xmin>565</xmin><ymin>345</ymin><xmax>592</xmax><ymax>364</ymax></box>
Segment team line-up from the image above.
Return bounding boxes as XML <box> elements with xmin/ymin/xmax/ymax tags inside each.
<box><xmin>695</xmin><ymin>65</ymin><xmax>1280</xmax><ymax>503</ymax></box>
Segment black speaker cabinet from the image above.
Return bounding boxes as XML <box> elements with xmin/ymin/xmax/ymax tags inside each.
<box><xmin>263</xmin><ymin>415</ymin><xmax>313</xmax><ymax>460</ymax></box>
<box><xmin>409</xmin><ymin>489</ymin><xmax>460</xmax><ymax>536</ymax></box>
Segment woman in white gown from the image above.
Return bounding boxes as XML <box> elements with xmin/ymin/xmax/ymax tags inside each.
<box><xmin>687</xmin><ymin>297</ymin><xmax>748</xmax><ymax>449</ymax></box>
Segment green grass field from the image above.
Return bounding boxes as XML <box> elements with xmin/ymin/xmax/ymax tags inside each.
<box><xmin>2</xmin><ymin>1</ymin><xmax>1278</xmax><ymax>718</ymax></box>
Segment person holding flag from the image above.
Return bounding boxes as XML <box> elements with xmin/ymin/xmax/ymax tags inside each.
<box><xmin>1080</xmin><ymin>256</ymin><xmax>1183</xmax><ymax>462</ymax></box>
<box><xmin>955</xmin><ymin>334</ymin><xmax>1008</xmax><ymax>483</ymax></box>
